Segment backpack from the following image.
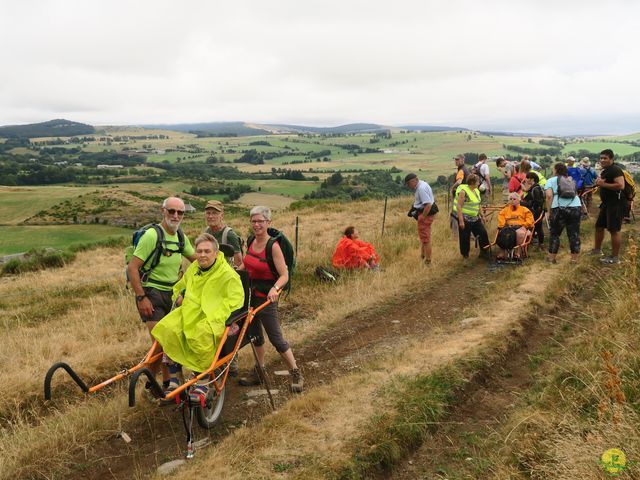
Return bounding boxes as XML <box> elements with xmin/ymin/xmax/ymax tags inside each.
<box><xmin>220</xmin><ymin>226</ymin><xmax>245</xmax><ymax>255</ymax></box>
<box><xmin>557</xmin><ymin>175</ymin><xmax>577</xmax><ymax>199</ymax></box>
<box><xmin>247</xmin><ymin>227</ymin><xmax>296</xmax><ymax>295</ymax></box>
<box><xmin>497</xmin><ymin>227</ymin><xmax>517</xmax><ymax>251</ymax></box>
<box><xmin>124</xmin><ymin>224</ymin><xmax>185</xmax><ymax>282</ymax></box>
<box><xmin>622</xmin><ymin>169</ymin><xmax>636</xmax><ymax>201</ymax></box>
<box><xmin>581</xmin><ymin>167</ymin><xmax>597</xmax><ymax>186</ymax></box>
<box><xmin>567</xmin><ymin>167</ymin><xmax>584</xmax><ymax>190</ymax></box>
<box><xmin>315</xmin><ymin>266</ymin><xmax>339</xmax><ymax>282</ymax></box>
<box><xmin>471</xmin><ymin>162</ymin><xmax>486</xmax><ymax>182</ymax></box>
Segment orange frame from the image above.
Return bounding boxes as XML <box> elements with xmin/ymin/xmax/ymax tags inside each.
<box><xmin>44</xmin><ymin>299</ymin><xmax>270</xmax><ymax>402</ymax></box>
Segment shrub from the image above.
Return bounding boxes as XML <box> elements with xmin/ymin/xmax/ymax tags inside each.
<box><xmin>1</xmin><ymin>249</ymin><xmax>76</xmax><ymax>275</ymax></box>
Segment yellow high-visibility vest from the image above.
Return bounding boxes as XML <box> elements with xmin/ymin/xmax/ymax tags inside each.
<box><xmin>453</xmin><ymin>184</ymin><xmax>481</xmax><ymax>217</ymax></box>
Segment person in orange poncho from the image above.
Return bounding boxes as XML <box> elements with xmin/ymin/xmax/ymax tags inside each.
<box><xmin>332</xmin><ymin>226</ymin><xmax>380</xmax><ymax>270</ymax></box>
<box><xmin>497</xmin><ymin>192</ymin><xmax>535</xmax><ymax>258</ymax></box>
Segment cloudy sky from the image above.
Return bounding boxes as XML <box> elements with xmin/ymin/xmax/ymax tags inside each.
<box><xmin>1</xmin><ymin>0</ymin><xmax>638</xmax><ymax>134</ymax></box>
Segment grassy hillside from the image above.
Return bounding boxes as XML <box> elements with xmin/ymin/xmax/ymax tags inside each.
<box><xmin>0</xmin><ymin>194</ymin><xmax>638</xmax><ymax>479</ymax></box>
<box><xmin>0</xmin><ymin>225</ymin><xmax>130</xmax><ymax>255</ymax></box>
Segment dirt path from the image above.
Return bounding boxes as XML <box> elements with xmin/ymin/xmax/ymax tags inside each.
<box><xmin>386</xmin><ymin>267</ymin><xmax>599</xmax><ymax>480</ymax></box>
<box><xmin>63</xmin><ymin>263</ymin><xmax>494</xmax><ymax>479</ymax></box>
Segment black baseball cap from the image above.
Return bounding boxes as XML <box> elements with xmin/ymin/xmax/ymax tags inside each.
<box><xmin>404</xmin><ymin>173</ymin><xmax>417</xmax><ymax>184</ymax></box>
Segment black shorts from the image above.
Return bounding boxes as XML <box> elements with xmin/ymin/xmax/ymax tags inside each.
<box><xmin>595</xmin><ymin>203</ymin><xmax>624</xmax><ymax>233</ymax></box>
<box><xmin>140</xmin><ymin>286</ymin><xmax>174</xmax><ymax>323</ymax></box>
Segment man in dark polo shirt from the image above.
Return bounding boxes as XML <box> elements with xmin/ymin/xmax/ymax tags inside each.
<box><xmin>590</xmin><ymin>149</ymin><xmax>625</xmax><ymax>264</ymax></box>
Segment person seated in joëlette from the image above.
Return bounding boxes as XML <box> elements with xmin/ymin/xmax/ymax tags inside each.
<box><xmin>497</xmin><ymin>192</ymin><xmax>535</xmax><ymax>259</ymax></box>
<box><xmin>151</xmin><ymin>233</ymin><xmax>244</xmax><ymax>402</ymax></box>
<box><xmin>331</xmin><ymin>226</ymin><xmax>380</xmax><ymax>270</ymax></box>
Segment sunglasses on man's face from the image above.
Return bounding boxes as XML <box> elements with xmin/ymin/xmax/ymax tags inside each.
<box><xmin>165</xmin><ymin>208</ymin><xmax>185</xmax><ymax>216</ymax></box>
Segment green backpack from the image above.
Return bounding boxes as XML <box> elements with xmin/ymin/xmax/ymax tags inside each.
<box><xmin>124</xmin><ymin>224</ymin><xmax>185</xmax><ymax>284</ymax></box>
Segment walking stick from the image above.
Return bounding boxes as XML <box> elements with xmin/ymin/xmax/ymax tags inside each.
<box><xmin>250</xmin><ymin>342</ymin><xmax>276</xmax><ymax>411</ymax></box>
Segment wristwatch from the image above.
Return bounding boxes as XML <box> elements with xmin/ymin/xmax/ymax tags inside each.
<box><xmin>135</xmin><ymin>294</ymin><xmax>147</xmax><ymax>302</ymax></box>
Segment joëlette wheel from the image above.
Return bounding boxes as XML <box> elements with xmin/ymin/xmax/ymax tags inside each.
<box><xmin>196</xmin><ymin>384</ymin><xmax>225</xmax><ymax>429</ymax></box>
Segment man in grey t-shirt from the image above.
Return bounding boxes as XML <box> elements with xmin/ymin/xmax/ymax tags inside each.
<box><xmin>496</xmin><ymin>156</ymin><xmax>514</xmax><ymax>200</ymax></box>
<box><xmin>405</xmin><ymin>173</ymin><xmax>437</xmax><ymax>264</ymax></box>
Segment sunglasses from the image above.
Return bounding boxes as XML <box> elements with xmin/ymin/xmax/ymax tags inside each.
<box><xmin>251</xmin><ymin>219</ymin><xmax>267</xmax><ymax>224</ymax></box>
<box><xmin>165</xmin><ymin>208</ymin><xmax>185</xmax><ymax>216</ymax></box>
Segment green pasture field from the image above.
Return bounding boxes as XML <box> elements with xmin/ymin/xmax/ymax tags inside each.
<box><xmin>499</xmin><ymin>136</ymin><xmax>558</xmax><ymax>150</ymax></box>
<box><xmin>562</xmin><ymin>141</ymin><xmax>640</xmax><ymax>157</ymax></box>
<box><xmin>0</xmin><ymin>186</ymin><xmax>100</xmax><ymax>225</ymax></box>
<box><xmin>233</xmin><ymin>179</ymin><xmax>320</xmax><ymax>198</ymax></box>
<box><xmin>590</xmin><ymin>132</ymin><xmax>640</xmax><ymax>142</ymax></box>
<box><xmin>0</xmin><ymin>224</ymin><xmax>130</xmax><ymax>255</ymax></box>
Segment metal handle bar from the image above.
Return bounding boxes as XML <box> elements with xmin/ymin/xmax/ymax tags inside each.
<box><xmin>44</xmin><ymin>362</ymin><xmax>89</xmax><ymax>400</ymax></box>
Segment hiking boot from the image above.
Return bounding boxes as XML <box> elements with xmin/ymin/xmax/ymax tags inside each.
<box><xmin>587</xmin><ymin>248</ymin><xmax>602</xmax><ymax>256</ymax></box>
<box><xmin>159</xmin><ymin>378</ymin><xmax>181</xmax><ymax>405</ymax></box>
<box><xmin>290</xmin><ymin>368</ymin><xmax>304</xmax><ymax>393</ymax></box>
<box><xmin>238</xmin><ymin>365</ymin><xmax>263</xmax><ymax>387</ymax></box>
<box><xmin>600</xmin><ymin>256</ymin><xmax>620</xmax><ymax>265</ymax></box>
<box><xmin>228</xmin><ymin>357</ymin><xmax>239</xmax><ymax>377</ymax></box>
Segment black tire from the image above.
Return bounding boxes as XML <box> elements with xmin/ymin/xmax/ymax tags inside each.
<box><xmin>196</xmin><ymin>384</ymin><xmax>226</xmax><ymax>429</ymax></box>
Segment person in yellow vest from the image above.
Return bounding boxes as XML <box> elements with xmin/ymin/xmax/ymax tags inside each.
<box><xmin>454</xmin><ymin>174</ymin><xmax>490</xmax><ymax>258</ymax></box>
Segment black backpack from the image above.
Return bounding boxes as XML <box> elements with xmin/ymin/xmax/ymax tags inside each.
<box><xmin>496</xmin><ymin>227</ymin><xmax>517</xmax><ymax>251</ymax></box>
<box><xmin>247</xmin><ymin>227</ymin><xmax>296</xmax><ymax>295</ymax></box>
<box><xmin>125</xmin><ymin>223</ymin><xmax>185</xmax><ymax>283</ymax></box>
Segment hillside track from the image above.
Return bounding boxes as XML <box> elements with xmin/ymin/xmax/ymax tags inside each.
<box><xmin>62</xmin><ymin>263</ymin><xmax>494</xmax><ymax>480</ymax></box>
<box><xmin>385</xmin><ymin>266</ymin><xmax>602</xmax><ymax>479</ymax></box>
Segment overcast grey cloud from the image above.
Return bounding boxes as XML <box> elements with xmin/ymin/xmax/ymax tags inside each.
<box><xmin>1</xmin><ymin>0</ymin><xmax>638</xmax><ymax>134</ymax></box>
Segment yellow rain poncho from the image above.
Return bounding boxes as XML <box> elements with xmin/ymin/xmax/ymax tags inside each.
<box><xmin>152</xmin><ymin>252</ymin><xmax>244</xmax><ymax>372</ymax></box>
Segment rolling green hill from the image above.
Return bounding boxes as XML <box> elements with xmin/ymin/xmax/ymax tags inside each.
<box><xmin>0</xmin><ymin>119</ymin><xmax>95</xmax><ymax>138</ymax></box>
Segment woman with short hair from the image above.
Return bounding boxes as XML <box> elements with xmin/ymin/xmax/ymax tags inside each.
<box><xmin>239</xmin><ymin>206</ymin><xmax>303</xmax><ymax>393</ymax></box>
<box><xmin>152</xmin><ymin>233</ymin><xmax>244</xmax><ymax>400</ymax></box>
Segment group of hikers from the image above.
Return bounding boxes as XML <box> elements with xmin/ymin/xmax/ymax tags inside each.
<box><xmin>125</xmin><ymin>148</ymin><xmax>632</xmax><ymax>404</ymax></box>
<box><xmin>403</xmin><ymin>148</ymin><xmax>632</xmax><ymax>266</ymax></box>
<box><xmin>127</xmin><ymin>199</ymin><xmax>304</xmax><ymax>404</ymax></box>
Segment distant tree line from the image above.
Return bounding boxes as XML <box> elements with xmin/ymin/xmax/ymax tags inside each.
<box><xmin>504</xmin><ymin>144</ymin><xmax>562</xmax><ymax>156</ymax></box>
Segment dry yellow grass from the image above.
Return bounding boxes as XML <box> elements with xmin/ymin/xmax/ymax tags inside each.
<box><xmin>1</xmin><ymin>192</ymin><xmax>538</xmax><ymax>479</ymax></box>
<box><xmin>0</xmin><ymin>196</ymin><xmax>468</xmax><ymax>478</ymax></box>
<box><xmin>158</xmin><ymin>253</ymin><xmax>562</xmax><ymax>479</ymax></box>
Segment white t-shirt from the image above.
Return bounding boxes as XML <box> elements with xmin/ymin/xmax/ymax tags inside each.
<box><xmin>413</xmin><ymin>179</ymin><xmax>434</xmax><ymax>208</ymax></box>
<box><xmin>475</xmin><ymin>162</ymin><xmax>490</xmax><ymax>182</ymax></box>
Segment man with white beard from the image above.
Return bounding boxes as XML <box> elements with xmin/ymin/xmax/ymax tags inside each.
<box><xmin>127</xmin><ymin>197</ymin><xmax>196</xmax><ymax>390</ymax></box>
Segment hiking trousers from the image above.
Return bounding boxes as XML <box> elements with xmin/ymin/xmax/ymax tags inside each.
<box><xmin>458</xmin><ymin>219</ymin><xmax>490</xmax><ymax>258</ymax></box>
<box><xmin>548</xmin><ymin>207</ymin><xmax>581</xmax><ymax>254</ymax></box>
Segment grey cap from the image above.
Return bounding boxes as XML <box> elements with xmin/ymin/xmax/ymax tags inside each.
<box><xmin>404</xmin><ymin>173</ymin><xmax>418</xmax><ymax>184</ymax></box>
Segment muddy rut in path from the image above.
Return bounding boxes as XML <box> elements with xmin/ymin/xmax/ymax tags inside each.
<box><xmin>65</xmin><ymin>264</ymin><xmax>493</xmax><ymax>480</ymax></box>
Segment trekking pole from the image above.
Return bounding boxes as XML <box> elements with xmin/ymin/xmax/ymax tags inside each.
<box><xmin>381</xmin><ymin>196</ymin><xmax>388</xmax><ymax>237</ymax></box>
<box><xmin>294</xmin><ymin>216</ymin><xmax>299</xmax><ymax>256</ymax></box>
<box><xmin>250</xmin><ymin>342</ymin><xmax>276</xmax><ymax>411</ymax></box>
